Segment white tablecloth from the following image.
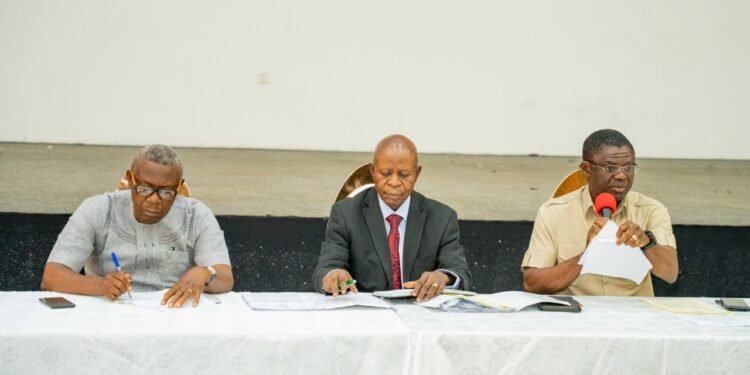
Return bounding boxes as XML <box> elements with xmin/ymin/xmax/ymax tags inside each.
<box><xmin>2</xmin><ymin>293</ymin><xmax>749</xmax><ymax>375</ymax></box>
<box><xmin>0</xmin><ymin>292</ymin><xmax>411</xmax><ymax>375</ymax></box>
<box><xmin>393</xmin><ymin>296</ymin><xmax>750</xmax><ymax>374</ymax></box>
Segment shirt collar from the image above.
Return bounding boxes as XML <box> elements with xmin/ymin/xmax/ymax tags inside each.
<box><xmin>377</xmin><ymin>193</ymin><xmax>411</xmax><ymax>222</ymax></box>
<box><xmin>582</xmin><ymin>185</ymin><xmax>595</xmax><ymax>216</ymax></box>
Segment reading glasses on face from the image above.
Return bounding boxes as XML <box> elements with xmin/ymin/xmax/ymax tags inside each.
<box><xmin>134</xmin><ymin>185</ymin><xmax>178</xmax><ymax>200</ymax></box>
<box><xmin>585</xmin><ymin>160</ymin><xmax>639</xmax><ymax>175</ymax></box>
<box><xmin>129</xmin><ymin>172</ymin><xmax>181</xmax><ymax>200</ymax></box>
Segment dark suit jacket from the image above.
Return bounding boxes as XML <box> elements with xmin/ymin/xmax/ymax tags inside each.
<box><xmin>312</xmin><ymin>188</ymin><xmax>472</xmax><ymax>292</ymax></box>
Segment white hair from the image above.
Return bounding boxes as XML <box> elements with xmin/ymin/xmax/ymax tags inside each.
<box><xmin>132</xmin><ymin>144</ymin><xmax>183</xmax><ymax>173</ymax></box>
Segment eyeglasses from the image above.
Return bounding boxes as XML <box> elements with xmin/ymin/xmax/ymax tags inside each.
<box><xmin>129</xmin><ymin>171</ymin><xmax>182</xmax><ymax>200</ymax></box>
<box><xmin>585</xmin><ymin>160</ymin><xmax>639</xmax><ymax>175</ymax></box>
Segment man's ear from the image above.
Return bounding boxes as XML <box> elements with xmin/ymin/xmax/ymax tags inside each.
<box><xmin>416</xmin><ymin>165</ymin><xmax>422</xmax><ymax>178</ymax></box>
<box><xmin>580</xmin><ymin>161</ymin><xmax>591</xmax><ymax>179</ymax></box>
<box><xmin>368</xmin><ymin>163</ymin><xmax>375</xmax><ymax>177</ymax></box>
<box><xmin>126</xmin><ymin>170</ymin><xmax>134</xmax><ymax>188</ymax></box>
<box><xmin>177</xmin><ymin>178</ymin><xmax>187</xmax><ymax>196</ymax></box>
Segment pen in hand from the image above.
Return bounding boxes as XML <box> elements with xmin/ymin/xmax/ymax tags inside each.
<box><xmin>323</xmin><ymin>279</ymin><xmax>358</xmax><ymax>295</ymax></box>
<box><xmin>337</xmin><ymin>279</ymin><xmax>357</xmax><ymax>288</ymax></box>
<box><xmin>110</xmin><ymin>251</ymin><xmax>133</xmax><ymax>300</ymax></box>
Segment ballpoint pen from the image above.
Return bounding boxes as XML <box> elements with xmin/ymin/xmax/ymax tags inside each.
<box><xmin>110</xmin><ymin>251</ymin><xmax>133</xmax><ymax>300</ymax></box>
<box><xmin>321</xmin><ymin>279</ymin><xmax>357</xmax><ymax>294</ymax></box>
<box><xmin>337</xmin><ymin>279</ymin><xmax>357</xmax><ymax>288</ymax></box>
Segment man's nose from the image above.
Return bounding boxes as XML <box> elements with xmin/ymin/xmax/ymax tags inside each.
<box><xmin>146</xmin><ymin>192</ymin><xmax>162</xmax><ymax>203</ymax></box>
<box><xmin>387</xmin><ymin>174</ymin><xmax>401</xmax><ymax>186</ymax></box>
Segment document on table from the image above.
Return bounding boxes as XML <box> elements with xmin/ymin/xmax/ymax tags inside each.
<box><xmin>373</xmin><ymin>288</ymin><xmax>477</xmax><ymax>298</ymax></box>
<box><xmin>641</xmin><ymin>298</ymin><xmax>730</xmax><ymax>315</ymax></box>
<box><xmin>417</xmin><ymin>291</ymin><xmax>571</xmax><ymax>312</ymax></box>
<box><xmin>241</xmin><ymin>292</ymin><xmax>392</xmax><ymax>311</ymax></box>
<box><xmin>578</xmin><ymin>221</ymin><xmax>652</xmax><ymax>283</ymax></box>
<box><xmin>115</xmin><ymin>290</ymin><xmax>223</xmax><ymax>312</ymax></box>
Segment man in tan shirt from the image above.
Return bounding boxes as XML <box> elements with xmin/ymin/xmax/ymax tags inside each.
<box><xmin>522</xmin><ymin>129</ymin><xmax>679</xmax><ymax>296</ymax></box>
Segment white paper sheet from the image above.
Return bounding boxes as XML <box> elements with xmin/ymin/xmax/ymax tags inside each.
<box><xmin>578</xmin><ymin>221</ymin><xmax>652</xmax><ymax>283</ymax></box>
<box><xmin>373</xmin><ymin>289</ymin><xmax>477</xmax><ymax>298</ymax></box>
<box><xmin>641</xmin><ymin>297</ymin><xmax>729</xmax><ymax>315</ymax></box>
<box><xmin>242</xmin><ymin>292</ymin><xmax>392</xmax><ymax>310</ymax></box>
<box><xmin>115</xmin><ymin>290</ymin><xmax>223</xmax><ymax>312</ymax></box>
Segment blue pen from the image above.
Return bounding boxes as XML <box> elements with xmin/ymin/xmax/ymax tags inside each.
<box><xmin>110</xmin><ymin>251</ymin><xmax>133</xmax><ymax>300</ymax></box>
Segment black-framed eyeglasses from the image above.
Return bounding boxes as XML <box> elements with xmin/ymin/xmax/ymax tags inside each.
<box><xmin>129</xmin><ymin>171</ymin><xmax>182</xmax><ymax>200</ymax></box>
<box><xmin>585</xmin><ymin>160</ymin><xmax>639</xmax><ymax>175</ymax></box>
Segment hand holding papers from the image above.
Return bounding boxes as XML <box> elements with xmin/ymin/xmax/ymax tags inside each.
<box><xmin>417</xmin><ymin>291</ymin><xmax>577</xmax><ymax>313</ymax></box>
<box><xmin>579</xmin><ymin>221</ymin><xmax>652</xmax><ymax>283</ymax></box>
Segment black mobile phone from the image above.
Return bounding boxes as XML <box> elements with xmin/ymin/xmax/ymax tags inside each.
<box><xmin>538</xmin><ymin>296</ymin><xmax>582</xmax><ymax>313</ymax></box>
<box><xmin>39</xmin><ymin>297</ymin><xmax>76</xmax><ymax>309</ymax></box>
<box><xmin>716</xmin><ymin>298</ymin><xmax>750</xmax><ymax>312</ymax></box>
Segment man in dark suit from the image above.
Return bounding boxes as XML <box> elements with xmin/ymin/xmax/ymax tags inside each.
<box><xmin>312</xmin><ymin>134</ymin><xmax>472</xmax><ymax>301</ymax></box>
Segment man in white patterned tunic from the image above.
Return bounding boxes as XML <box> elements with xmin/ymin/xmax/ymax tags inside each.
<box><xmin>41</xmin><ymin>145</ymin><xmax>233</xmax><ymax>308</ymax></box>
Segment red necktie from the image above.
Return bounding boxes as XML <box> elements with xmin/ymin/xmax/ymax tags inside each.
<box><xmin>386</xmin><ymin>214</ymin><xmax>402</xmax><ymax>289</ymax></box>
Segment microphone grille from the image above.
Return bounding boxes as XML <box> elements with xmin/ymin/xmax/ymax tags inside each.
<box><xmin>594</xmin><ymin>193</ymin><xmax>617</xmax><ymax>214</ymax></box>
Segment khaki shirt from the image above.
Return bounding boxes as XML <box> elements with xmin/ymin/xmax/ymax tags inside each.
<box><xmin>522</xmin><ymin>185</ymin><xmax>676</xmax><ymax>296</ymax></box>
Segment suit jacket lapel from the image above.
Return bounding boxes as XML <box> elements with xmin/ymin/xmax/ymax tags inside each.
<box><xmin>403</xmin><ymin>192</ymin><xmax>425</xmax><ymax>280</ymax></box>
<box><xmin>363</xmin><ymin>189</ymin><xmax>393</xmax><ymax>285</ymax></box>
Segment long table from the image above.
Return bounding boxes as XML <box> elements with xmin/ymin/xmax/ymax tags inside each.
<box><xmin>1</xmin><ymin>292</ymin><xmax>749</xmax><ymax>374</ymax></box>
<box><xmin>0</xmin><ymin>292</ymin><xmax>411</xmax><ymax>375</ymax></box>
<box><xmin>394</xmin><ymin>297</ymin><xmax>750</xmax><ymax>374</ymax></box>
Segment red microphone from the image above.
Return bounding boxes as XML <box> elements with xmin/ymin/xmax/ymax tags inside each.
<box><xmin>594</xmin><ymin>193</ymin><xmax>617</xmax><ymax>219</ymax></box>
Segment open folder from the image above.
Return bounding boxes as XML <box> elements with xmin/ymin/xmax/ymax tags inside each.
<box><xmin>417</xmin><ymin>291</ymin><xmax>579</xmax><ymax>313</ymax></box>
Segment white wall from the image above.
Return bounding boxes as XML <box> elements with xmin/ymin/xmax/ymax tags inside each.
<box><xmin>1</xmin><ymin>1</ymin><xmax>748</xmax><ymax>159</ymax></box>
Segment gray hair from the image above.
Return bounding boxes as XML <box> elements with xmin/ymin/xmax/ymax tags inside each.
<box><xmin>132</xmin><ymin>144</ymin><xmax>183</xmax><ymax>173</ymax></box>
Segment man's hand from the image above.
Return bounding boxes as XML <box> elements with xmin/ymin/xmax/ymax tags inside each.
<box><xmin>100</xmin><ymin>271</ymin><xmax>132</xmax><ymax>300</ymax></box>
<box><xmin>586</xmin><ymin>217</ymin><xmax>610</xmax><ymax>246</ymax></box>
<box><xmin>404</xmin><ymin>271</ymin><xmax>450</xmax><ymax>302</ymax></box>
<box><xmin>616</xmin><ymin>220</ymin><xmax>650</xmax><ymax>248</ymax></box>
<box><xmin>322</xmin><ymin>269</ymin><xmax>359</xmax><ymax>297</ymax></box>
<box><xmin>161</xmin><ymin>266</ymin><xmax>212</xmax><ymax>308</ymax></box>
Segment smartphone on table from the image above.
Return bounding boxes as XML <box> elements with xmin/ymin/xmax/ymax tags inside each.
<box><xmin>716</xmin><ymin>298</ymin><xmax>750</xmax><ymax>312</ymax></box>
<box><xmin>538</xmin><ymin>296</ymin><xmax>582</xmax><ymax>313</ymax></box>
<box><xmin>39</xmin><ymin>296</ymin><xmax>76</xmax><ymax>309</ymax></box>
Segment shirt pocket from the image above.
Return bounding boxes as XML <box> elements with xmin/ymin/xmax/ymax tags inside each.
<box><xmin>160</xmin><ymin>243</ymin><xmax>192</xmax><ymax>283</ymax></box>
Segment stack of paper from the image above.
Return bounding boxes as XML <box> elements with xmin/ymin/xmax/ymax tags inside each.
<box><xmin>373</xmin><ymin>289</ymin><xmax>476</xmax><ymax>298</ymax></box>
<box><xmin>417</xmin><ymin>291</ymin><xmax>571</xmax><ymax>312</ymax></box>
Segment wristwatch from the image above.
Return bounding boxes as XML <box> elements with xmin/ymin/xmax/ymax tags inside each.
<box><xmin>641</xmin><ymin>231</ymin><xmax>657</xmax><ymax>251</ymax></box>
<box><xmin>204</xmin><ymin>265</ymin><xmax>217</xmax><ymax>286</ymax></box>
